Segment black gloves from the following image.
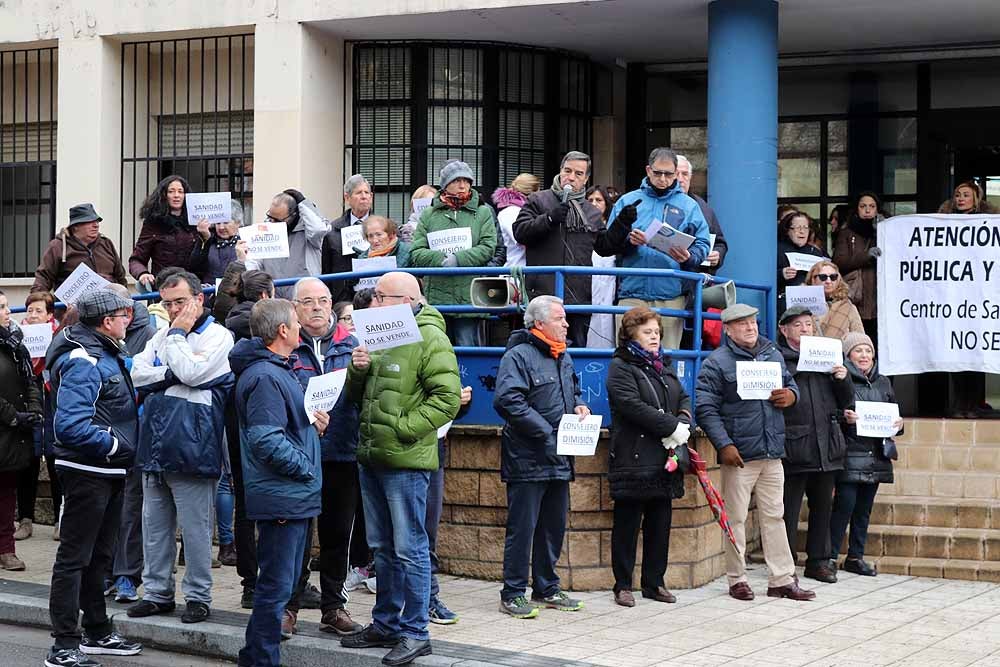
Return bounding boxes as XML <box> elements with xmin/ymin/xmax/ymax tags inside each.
<box><xmin>15</xmin><ymin>412</ymin><xmax>42</xmax><ymax>429</ymax></box>
<box><xmin>548</xmin><ymin>202</ymin><xmax>570</xmax><ymax>227</ymax></box>
<box><xmin>613</xmin><ymin>200</ymin><xmax>641</xmax><ymax>228</ymax></box>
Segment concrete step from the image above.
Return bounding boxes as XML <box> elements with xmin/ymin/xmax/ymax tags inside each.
<box><xmin>801</xmin><ymin>522</ymin><xmax>1000</xmax><ymax>562</ymax></box>
<box><xmin>896</xmin><ymin>443</ymin><xmax>1000</xmax><ymax>472</ymax></box>
<box><xmin>868</xmin><ymin>556</ymin><xmax>1000</xmax><ymax>583</ymax></box>
<box><xmin>870</xmin><ymin>495</ymin><xmax>1000</xmax><ymax>530</ymax></box>
<box><xmin>884</xmin><ymin>470</ymin><xmax>1000</xmax><ymax>499</ymax></box>
<box><xmin>895</xmin><ymin>418</ymin><xmax>1000</xmax><ymax>448</ymax></box>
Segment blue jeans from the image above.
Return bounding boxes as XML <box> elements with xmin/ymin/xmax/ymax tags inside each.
<box><xmin>501</xmin><ymin>480</ymin><xmax>568</xmax><ymax>602</ymax></box>
<box><xmin>829</xmin><ymin>481</ymin><xmax>879</xmax><ymax>561</ymax></box>
<box><xmin>426</xmin><ymin>440</ymin><xmax>445</xmax><ymax>600</ymax></box>
<box><xmin>238</xmin><ymin>519</ymin><xmax>310</xmax><ymax>667</ymax></box>
<box><xmin>359</xmin><ymin>465</ymin><xmax>431</xmax><ymax>641</ymax></box>
<box><xmin>216</xmin><ymin>475</ymin><xmax>235</xmax><ymax>546</ymax></box>
<box><xmin>445</xmin><ymin>317</ymin><xmax>481</xmax><ymax>347</ymax></box>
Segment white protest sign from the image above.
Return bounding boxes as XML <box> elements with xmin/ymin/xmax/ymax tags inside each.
<box><xmin>785</xmin><ymin>252</ymin><xmax>823</xmax><ymax>272</ymax></box>
<box><xmin>797</xmin><ymin>335</ymin><xmax>843</xmax><ymax>373</ymax></box>
<box><xmin>341</xmin><ymin>224</ymin><xmax>370</xmax><ymax>255</ymax></box>
<box><xmin>185</xmin><ymin>192</ymin><xmax>232</xmax><ymax>226</ymax></box>
<box><xmin>54</xmin><ymin>264</ymin><xmax>111</xmax><ymax>305</ymax></box>
<box><xmin>427</xmin><ymin>227</ymin><xmax>473</xmax><ymax>255</ymax></box>
<box><xmin>352</xmin><ymin>303</ymin><xmax>423</xmax><ymax>352</ymax></box>
<box><xmin>303</xmin><ymin>369</ymin><xmax>348</xmax><ymax>424</ymax></box>
<box><xmin>20</xmin><ymin>323</ymin><xmax>53</xmax><ymax>358</ymax></box>
<box><xmin>701</xmin><ymin>233</ymin><xmax>718</xmax><ymax>267</ymax></box>
<box><xmin>786</xmin><ymin>285</ymin><xmax>828</xmax><ymax>316</ymax></box>
<box><xmin>556</xmin><ymin>414</ymin><xmax>603</xmax><ymax>456</ymax></box>
<box><xmin>645</xmin><ymin>220</ymin><xmax>696</xmax><ymax>256</ymax></box>
<box><xmin>735</xmin><ymin>361</ymin><xmax>782</xmax><ymax>400</ymax></box>
<box><xmin>878</xmin><ymin>214</ymin><xmax>1000</xmax><ymax>374</ymax></box>
<box><xmin>437</xmin><ymin>420</ymin><xmax>453</xmax><ymax>439</ymax></box>
<box><xmin>245</xmin><ymin>223</ymin><xmax>289</xmax><ymax>260</ymax></box>
<box><xmin>413</xmin><ymin>197</ymin><xmax>434</xmax><ymax>216</ymax></box>
<box><xmin>855</xmin><ymin>401</ymin><xmax>901</xmax><ymax>438</ymax></box>
<box><xmin>352</xmin><ymin>256</ymin><xmax>397</xmax><ymax>291</ymax></box>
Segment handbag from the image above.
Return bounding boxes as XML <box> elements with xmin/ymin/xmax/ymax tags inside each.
<box><xmin>880</xmin><ymin>438</ymin><xmax>899</xmax><ymax>461</ymax></box>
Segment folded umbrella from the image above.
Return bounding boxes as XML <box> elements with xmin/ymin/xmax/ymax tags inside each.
<box><xmin>687</xmin><ymin>446</ymin><xmax>737</xmax><ymax>547</ymax></box>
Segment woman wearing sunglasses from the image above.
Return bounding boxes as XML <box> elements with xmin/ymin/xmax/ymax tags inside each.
<box><xmin>805</xmin><ymin>260</ymin><xmax>863</xmax><ymax>341</ymax></box>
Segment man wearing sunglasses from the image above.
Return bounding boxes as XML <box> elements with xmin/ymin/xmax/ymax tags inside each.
<box><xmin>601</xmin><ymin>147</ymin><xmax>711</xmax><ymax>350</ymax></box>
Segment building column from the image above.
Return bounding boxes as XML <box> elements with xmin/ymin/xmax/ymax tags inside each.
<box><xmin>253</xmin><ymin>22</ymin><xmax>345</xmax><ymax>219</ymax></box>
<box><xmin>707</xmin><ymin>0</ymin><xmax>778</xmax><ymax>333</ymax></box>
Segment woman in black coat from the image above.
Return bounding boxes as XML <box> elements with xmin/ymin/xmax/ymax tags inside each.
<box><xmin>829</xmin><ymin>332</ymin><xmax>901</xmax><ymax>577</ymax></box>
<box><xmin>606</xmin><ymin>306</ymin><xmax>691</xmax><ymax>607</ymax></box>
<box><xmin>0</xmin><ymin>291</ymin><xmax>43</xmax><ymax>570</ymax></box>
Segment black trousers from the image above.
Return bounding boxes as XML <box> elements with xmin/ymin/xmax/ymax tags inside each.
<box><xmin>567</xmin><ymin>313</ymin><xmax>591</xmax><ymax>349</ymax></box>
<box><xmin>228</xmin><ymin>427</ymin><xmax>258</xmax><ymax>589</ymax></box>
<box><xmin>49</xmin><ymin>470</ymin><xmax>123</xmax><ymax>649</ymax></box>
<box><xmin>611</xmin><ymin>496</ymin><xmax>673</xmax><ymax>593</ymax></box>
<box><xmin>349</xmin><ymin>482</ymin><xmax>370</xmax><ymax>569</ymax></box>
<box><xmin>15</xmin><ymin>456</ymin><xmax>40</xmax><ymax>521</ymax></box>
<box><xmin>783</xmin><ymin>470</ymin><xmax>837</xmax><ymax>567</ymax></box>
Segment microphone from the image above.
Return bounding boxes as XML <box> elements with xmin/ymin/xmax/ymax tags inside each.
<box><xmin>561</xmin><ymin>184</ymin><xmax>573</xmax><ymax>203</ymax></box>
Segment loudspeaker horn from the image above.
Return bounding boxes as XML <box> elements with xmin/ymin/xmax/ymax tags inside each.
<box><xmin>470</xmin><ymin>277</ymin><xmax>519</xmax><ymax>309</ymax></box>
<box><xmin>702</xmin><ymin>280</ymin><xmax>736</xmax><ymax>310</ymax></box>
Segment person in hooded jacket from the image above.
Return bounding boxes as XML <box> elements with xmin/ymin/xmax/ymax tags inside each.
<box><xmin>776</xmin><ymin>306</ymin><xmax>853</xmax><ymax>585</ymax></box>
<box><xmin>229</xmin><ymin>299</ymin><xmax>327</xmax><ymax>667</ymax></box>
<box><xmin>32</xmin><ymin>203</ymin><xmax>129</xmax><ymax>294</ymax></box>
<box><xmin>493</xmin><ymin>295</ymin><xmax>590</xmax><ymax>620</ymax></box>
<box><xmin>44</xmin><ymin>288</ymin><xmax>144</xmax><ymax>667</ymax></box>
<box><xmin>248</xmin><ymin>189</ymin><xmax>330</xmax><ymax>300</ymax></box>
<box><xmin>493</xmin><ymin>174</ymin><xmax>539</xmax><ymax>268</ymax></box>
<box><xmin>832</xmin><ymin>192</ymin><xmax>883</xmax><ymax>342</ymax></box>
<box><xmin>129</xmin><ymin>176</ymin><xmax>199</xmax><ymax>291</ymax></box>
<box><xmin>606</xmin><ymin>306</ymin><xmax>691</xmax><ymax>608</ymax></box>
<box><xmin>829</xmin><ymin>332</ymin><xmax>902</xmax><ymax>578</ymax></box>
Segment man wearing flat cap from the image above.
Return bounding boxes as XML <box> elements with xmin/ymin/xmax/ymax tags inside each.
<box><xmin>776</xmin><ymin>306</ymin><xmax>853</xmax><ymax>585</ymax></box>
<box><xmin>45</xmin><ymin>288</ymin><xmax>144</xmax><ymax>665</ymax></box>
<box><xmin>32</xmin><ymin>203</ymin><xmax>129</xmax><ymax>294</ymax></box>
<box><xmin>696</xmin><ymin>303</ymin><xmax>815</xmax><ymax>602</ymax></box>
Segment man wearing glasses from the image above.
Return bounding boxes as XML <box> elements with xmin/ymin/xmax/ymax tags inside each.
<box><xmin>603</xmin><ymin>147</ymin><xmax>711</xmax><ymax>349</ymax></box>
<box><xmin>128</xmin><ymin>271</ymin><xmax>235</xmax><ymax>625</ymax></box>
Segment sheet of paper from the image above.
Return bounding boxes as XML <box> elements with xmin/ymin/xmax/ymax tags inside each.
<box><xmin>20</xmin><ymin>322</ymin><xmax>53</xmax><ymax>358</ymax></box>
<box><xmin>427</xmin><ymin>227</ymin><xmax>473</xmax><ymax>255</ymax></box>
<box><xmin>700</xmin><ymin>233</ymin><xmax>718</xmax><ymax>267</ymax></box>
<box><xmin>797</xmin><ymin>335</ymin><xmax>843</xmax><ymax>373</ymax></box>
<box><xmin>340</xmin><ymin>224</ymin><xmax>370</xmax><ymax>255</ymax></box>
<box><xmin>645</xmin><ymin>220</ymin><xmax>696</xmax><ymax>256</ymax></box>
<box><xmin>785</xmin><ymin>252</ymin><xmax>823</xmax><ymax>272</ymax></box>
<box><xmin>352</xmin><ymin>303</ymin><xmax>424</xmax><ymax>352</ymax></box>
<box><xmin>352</xmin><ymin>256</ymin><xmax>397</xmax><ymax>291</ymax></box>
<box><xmin>245</xmin><ymin>223</ymin><xmax>290</xmax><ymax>260</ymax></box>
<box><xmin>437</xmin><ymin>420</ymin><xmax>453</xmax><ymax>439</ymax></box>
<box><xmin>53</xmin><ymin>264</ymin><xmax>111</xmax><ymax>305</ymax></box>
<box><xmin>185</xmin><ymin>192</ymin><xmax>232</xmax><ymax>226</ymax></box>
<box><xmin>735</xmin><ymin>361</ymin><xmax>782</xmax><ymax>400</ymax></box>
<box><xmin>412</xmin><ymin>197</ymin><xmax>434</xmax><ymax>216</ymax></box>
<box><xmin>785</xmin><ymin>285</ymin><xmax>828</xmax><ymax>316</ymax></box>
<box><xmin>303</xmin><ymin>369</ymin><xmax>348</xmax><ymax>424</ymax></box>
<box><xmin>855</xmin><ymin>400</ymin><xmax>901</xmax><ymax>438</ymax></box>
<box><xmin>556</xmin><ymin>414</ymin><xmax>603</xmax><ymax>456</ymax></box>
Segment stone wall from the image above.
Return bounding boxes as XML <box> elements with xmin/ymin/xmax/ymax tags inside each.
<box><xmin>438</xmin><ymin>425</ymin><xmax>761</xmax><ymax>591</ymax></box>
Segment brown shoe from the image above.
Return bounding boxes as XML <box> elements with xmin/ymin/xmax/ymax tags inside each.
<box><xmin>641</xmin><ymin>586</ymin><xmax>677</xmax><ymax>604</ymax></box>
<box><xmin>614</xmin><ymin>589</ymin><xmax>635</xmax><ymax>608</ymax></box>
<box><xmin>767</xmin><ymin>581</ymin><xmax>816</xmax><ymax>601</ymax></box>
<box><xmin>217</xmin><ymin>543</ymin><xmax>237</xmax><ymax>567</ymax></box>
<box><xmin>281</xmin><ymin>609</ymin><xmax>297</xmax><ymax>640</ymax></box>
<box><xmin>728</xmin><ymin>582</ymin><xmax>755</xmax><ymax>601</ymax></box>
<box><xmin>320</xmin><ymin>608</ymin><xmax>363</xmax><ymax>635</ymax></box>
<box><xmin>13</xmin><ymin>518</ymin><xmax>32</xmax><ymax>541</ymax></box>
<box><xmin>0</xmin><ymin>552</ymin><xmax>26</xmax><ymax>571</ymax></box>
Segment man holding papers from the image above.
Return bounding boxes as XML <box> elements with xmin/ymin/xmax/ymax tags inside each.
<box><xmin>602</xmin><ymin>147</ymin><xmax>710</xmax><ymax>349</ymax></box>
<box><xmin>776</xmin><ymin>306</ymin><xmax>854</xmax><ymax>585</ymax></box>
<box><xmin>696</xmin><ymin>303</ymin><xmax>815</xmax><ymax>602</ymax></box>
<box><xmin>342</xmin><ymin>272</ymin><xmax>460</xmax><ymax>666</ymax></box>
<box><xmin>494</xmin><ymin>295</ymin><xmax>590</xmax><ymax>619</ymax></box>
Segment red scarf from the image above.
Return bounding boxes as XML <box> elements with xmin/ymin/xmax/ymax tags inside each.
<box><xmin>530</xmin><ymin>328</ymin><xmax>567</xmax><ymax>359</ymax></box>
<box><xmin>441</xmin><ymin>190</ymin><xmax>472</xmax><ymax>210</ymax></box>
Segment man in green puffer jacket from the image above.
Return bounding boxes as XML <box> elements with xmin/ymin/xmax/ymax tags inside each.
<box><xmin>342</xmin><ymin>271</ymin><xmax>461</xmax><ymax>666</ymax></box>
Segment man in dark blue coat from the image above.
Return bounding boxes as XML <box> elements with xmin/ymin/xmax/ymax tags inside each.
<box><xmin>230</xmin><ymin>299</ymin><xmax>328</xmax><ymax>667</ymax></box>
<box><xmin>494</xmin><ymin>295</ymin><xmax>590</xmax><ymax>619</ymax></box>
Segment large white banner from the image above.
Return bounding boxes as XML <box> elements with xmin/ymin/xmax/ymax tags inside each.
<box><xmin>878</xmin><ymin>214</ymin><xmax>1000</xmax><ymax>374</ymax></box>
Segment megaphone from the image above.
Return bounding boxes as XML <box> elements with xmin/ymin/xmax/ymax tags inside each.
<box><xmin>702</xmin><ymin>280</ymin><xmax>736</xmax><ymax>310</ymax></box>
<box><xmin>470</xmin><ymin>277</ymin><xmax>519</xmax><ymax>309</ymax></box>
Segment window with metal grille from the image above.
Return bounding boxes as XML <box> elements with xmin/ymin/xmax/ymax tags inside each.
<box><xmin>347</xmin><ymin>41</ymin><xmax>592</xmax><ymax>223</ymax></box>
<box><xmin>120</xmin><ymin>35</ymin><xmax>254</xmax><ymax>256</ymax></box>
<box><xmin>0</xmin><ymin>47</ymin><xmax>57</xmax><ymax>279</ymax></box>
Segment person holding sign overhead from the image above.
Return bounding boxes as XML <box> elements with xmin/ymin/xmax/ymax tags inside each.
<box><xmin>129</xmin><ymin>176</ymin><xmax>199</xmax><ymax>291</ymax></box>
<box><xmin>776</xmin><ymin>306</ymin><xmax>853</xmax><ymax>584</ymax></box>
<box><xmin>606</xmin><ymin>306</ymin><xmax>691</xmax><ymax>608</ymax></box>
<box><xmin>32</xmin><ymin>203</ymin><xmax>128</xmax><ymax>294</ymax></box>
<box><xmin>188</xmin><ymin>199</ymin><xmax>244</xmax><ymax>284</ymax></box>
<box><xmin>493</xmin><ymin>295</ymin><xmax>589</xmax><ymax>619</ymax></box>
<box><xmin>777</xmin><ymin>210</ymin><xmax>829</xmax><ymax>306</ymax></box>
<box><xmin>696</xmin><ymin>303</ymin><xmax>815</xmax><ymax>602</ymax></box>
<box><xmin>829</xmin><ymin>332</ymin><xmax>901</xmax><ymax>578</ymax></box>
<box><xmin>247</xmin><ymin>189</ymin><xmax>330</xmax><ymax>300</ymax></box>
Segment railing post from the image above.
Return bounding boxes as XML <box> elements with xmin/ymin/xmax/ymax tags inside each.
<box><xmin>554</xmin><ymin>269</ymin><xmax>565</xmax><ymax>300</ymax></box>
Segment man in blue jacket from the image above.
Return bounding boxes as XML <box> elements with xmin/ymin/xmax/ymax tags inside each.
<box><xmin>45</xmin><ymin>289</ymin><xmax>144</xmax><ymax>667</ymax></box>
<box><xmin>230</xmin><ymin>299</ymin><xmax>328</xmax><ymax>667</ymax></box>
<box><xmin>602</xmin><ymin>147</ymin><xmax>711</xmax><ymax>350</ymax></box>
<box><xmin>695</xmin><ymin>303</ymin><xmax>815</xmax><ymax>603</ymax></box>
<box><xmin>128</xmin><ymin>271</ymin><xmax>234</xmax><ymax>624</ymax></box>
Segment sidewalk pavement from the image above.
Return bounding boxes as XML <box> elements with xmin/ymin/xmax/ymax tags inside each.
<box><xmin>5</xmin><ymin>523</ymin><xmax>1000</xmax><ymax>667</ymax></box>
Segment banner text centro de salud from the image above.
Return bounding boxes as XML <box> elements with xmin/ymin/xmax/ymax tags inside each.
<box><xmin>878</xmin><ymin>214</ymin><xmax>1000</xmax><ymax>374</ymax></box>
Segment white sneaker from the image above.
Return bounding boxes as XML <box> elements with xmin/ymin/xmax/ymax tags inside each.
<box><xmin>344</xmin><ymin>567</ymin><xmax>369</xmax><ymax>592</ymax></box>
<box><xmin>364</xmin><ymin>576</ymin><xmax>377</xmax><ymax>594</ymax></box>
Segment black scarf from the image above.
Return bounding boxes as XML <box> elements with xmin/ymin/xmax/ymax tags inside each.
<box><xmin>847</xmin><ymin>215</ymin><xmax>876</xmax><ymax>239</ymax></box>
<box><xmin>0</xmin><ymin>324</ymin><xmax>35</xmax><ymax>384</ymax></box>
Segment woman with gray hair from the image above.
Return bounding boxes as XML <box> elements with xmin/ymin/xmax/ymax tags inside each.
<box><xmin>189</xmin><ymin>199</ymin><xmax>245</xmax><ymax>284</ymax></box>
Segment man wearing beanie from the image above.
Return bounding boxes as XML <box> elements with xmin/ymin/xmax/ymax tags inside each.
<box><xmin>513</xmin><ymin>151</ymin><xmax>609</xmax><ymax>347</ymax></box>
<box><xmin>32</xmin><ymin>203</ymin><xmax>129</xmax><ymax>294</ymax></box>
<box><xmin>696</xmin><ymin>303</ymin><xmax>816</xmax><ymax>602</ymax></box>
<box><xmin>409</xmin><ymin>160</ymin><xmax>496</xmax><ymax>347</ymax></box>
<box><xmin>45</xmin><ymin>288</ymin><xmax>143</xmax><ymax>667</ymax></box>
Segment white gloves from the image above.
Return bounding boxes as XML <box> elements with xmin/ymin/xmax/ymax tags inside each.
<box><xmin>661</xmin><ymin>422</ymin><xmax>691</xmax><ymax>451</ymax></box>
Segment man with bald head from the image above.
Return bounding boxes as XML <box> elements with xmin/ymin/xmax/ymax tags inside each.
<box><xmin>342</xmin><ymin>272</ymin><xmax>461</xmax><ymax>666</ymax></box>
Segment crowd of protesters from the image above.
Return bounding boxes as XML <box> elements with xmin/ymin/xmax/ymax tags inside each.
<box><xmin>0</xmin><ymin>147</ymin><xmax>969</xmax><ymax>667</ymax></box>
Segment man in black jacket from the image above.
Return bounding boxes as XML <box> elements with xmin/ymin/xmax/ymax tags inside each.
<box><xmin>676</xmin><ymin>155</ymin><xmax>727</xmax><ymax>274</ymax></box>
<box><xmin>777</xmin><ymin>306</ymin><xmax>854</xmax><ymax>584</ymax></box>
<box><xmin>321</xmin><ymin>174</ymin><xmax>373</xmax><ymax>302</ymax></box>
